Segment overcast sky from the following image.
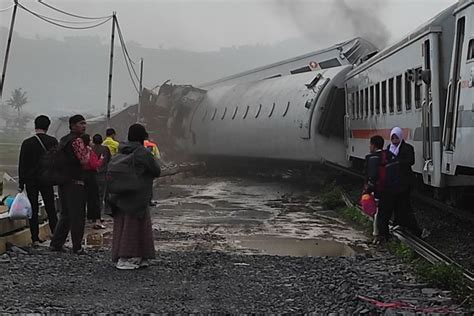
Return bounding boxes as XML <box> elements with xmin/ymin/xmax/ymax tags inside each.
<box><xmin>0</xmin><ymin>0</ymin><xmax>457</xmax><ymax>52</ymax></box>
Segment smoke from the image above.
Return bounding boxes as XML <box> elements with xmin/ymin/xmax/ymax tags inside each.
<box><xmin>274</xmin><ymin>0</ymin><xmax>390</xmax><ymax>49</ymax></box>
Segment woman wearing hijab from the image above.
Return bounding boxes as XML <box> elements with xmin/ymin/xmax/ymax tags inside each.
<box><xmin>388</xmin><ymin>127</ymin><xmax>422</xmax><ymax>237</ymax></box>
<box><xmin>109</xmin><ymin>124</ymin><xmax>161</xmax><ymax>270</ymax></box>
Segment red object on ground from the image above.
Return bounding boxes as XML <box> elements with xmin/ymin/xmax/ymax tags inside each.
<box><xmin>360</xmin><ymin>194</ymin><xmax>377</xmax><ymax>217</ymax></box>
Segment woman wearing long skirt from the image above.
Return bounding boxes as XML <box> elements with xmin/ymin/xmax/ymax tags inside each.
<box><xmin>109</xmin><ymin>124</ymin><xmax>161</xmax><ymax>270</ymax></box>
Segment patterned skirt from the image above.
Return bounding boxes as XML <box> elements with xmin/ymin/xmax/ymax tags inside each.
<box><xmin>111</xmin><ymin>211</ymin><xmax>155</xmax><ymax>262</ymax></box>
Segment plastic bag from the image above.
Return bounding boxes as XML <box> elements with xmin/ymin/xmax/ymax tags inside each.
<box><xmin>8</xmin><ymin>191</ymin><xmax>32</xmax><ymax>220</ymax></box>
<box><xmin>360</xmin><ymin>193</ymin><xmax>377</xmax><ymax>218</ymax></box>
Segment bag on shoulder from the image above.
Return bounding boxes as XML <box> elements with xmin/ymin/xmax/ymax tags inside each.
<box><xmin>35</xmin><ymin>136</ymin><xmax>70</xmax><ymax>186</ymax></box>
<box><xmin>106</xmin><ymin>150</ymin><xmax>142</xmax><ymax>194</ymax></box>
<box><xmin>376</xmin><ymin>150</ymin><xmax>400</xmax><ymax>193</ymax></box>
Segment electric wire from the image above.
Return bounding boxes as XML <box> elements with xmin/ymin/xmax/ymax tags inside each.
<box><xmin>37</xmin><ymin>0</ymin><xmax>112</xmax><ymax>20</ymax></box>
<box><xmin>0</xmin><ymin>4</ymin><xmax>14</xmax><ymax>12</ymax></box>
<box><xmin>115</xmin><ymin>17</ymin><xmax>140</xmax><ymax>82</ymax></box>
<box><xmin>17</xmin><ymin>2</ymin><xmax>112</xmax><ymax>30</ymax></box>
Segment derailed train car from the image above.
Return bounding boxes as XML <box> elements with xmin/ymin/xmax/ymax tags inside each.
<box><xmin>163</xmin><ymin>0</ymin><xmax>474</xmax><ymax>204</ymax></box>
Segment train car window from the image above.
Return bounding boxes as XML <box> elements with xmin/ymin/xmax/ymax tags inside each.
<box><xmin>359</xmin><ymin>90</ymin><xmax>363</xmax><ymax>118</ymax></box>
<box><xmin>396</xmin><ymin>75</ymin><xmax>402</xmax><ymax>112</ymax></box>
<box><xmin>319</xmin><ymin>58</ymin><xmax>341</xmax><ymax>69</ymax></box>
<box><xmin>388</xmin><ymin>78</ymin><xmax>394</xmax><ymax>113</ymax></box>
<box><xmin>290</xmin><ymin>66</ymin><xmax>311</xmax><ymax>74</ymax></box>
<box><xmin>370</xmin><ymin>86</ymin><xmax>375</xmax><ymax>116</ymax></box>
<box><xmin>232</xmin><ymin>106</ymin><xmax>238</xmax><ymax>119</ymax></box>
<box><xmin>381</xmin><ymin>81</ymin><xmax>387</xmax><ymax>114</ymax></box>
<box><xmin>414</xmin><ymin>67</ymin><xmax>422</xmax><ymax>109</ymax></box>
<box><xmin>283</xmin><ymin>102</ymin><xmax>290</xmax><ymax>117</ymax></box>
<box><xmin>269</xmin><ymin>102</ymin><xmax>275</xmax><ymax>117</ymax></box>
<box><xmin>405</xmin><ymin>74</ymin><xmax>412</xmax><ymax>110</ymax></box>
<box><xmin>243</xmin><ymin>105</ymin><xmax>250</xmax><ymax>119</ymax></box>
<box><xmin>375</xmin><ymin>83</ymin><xmax>381</xmax><ymax>115</ymax></box>
<box><xmin>221</xmin><ymin>107</ymin><xmax>227</xmax><ymax>120</ymax></box>
<box><xmin>255</xmin><ymin>104</ymin><xmax>262</xmax><ymax>118</ymax></box>
<box><xmin>351</xmin><ymin>93</ymin><xmax>356</xmax><ymax>119</ymax></box>
<box><xmin>467</xmin><ymin>39</ymin><xmax>474</xmax><ymax>60</ymax></box>
<box><xmin>364</xmin><ymin>88</ymin><xmax>369</xmax><ymax>117</ymax></box>
<box><xmin>201</xmin><ymin>109</ymin><xmax>208</xmax><ymax>121</ymax></box>
<box><xmin>211</xmin><ymin>108</ymin><xmax>217</xmax><ymax>120</ymax></box>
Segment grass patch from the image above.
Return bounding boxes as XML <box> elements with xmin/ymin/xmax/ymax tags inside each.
<box><xmin>339</xmin><ymin>206</ymin><xmax>372</xmax><ymax>231</ymax></box>
<box><xmin>320</xmin><ymin>182</ymin><xmax>345</xmax><ymax>210</ymax></box>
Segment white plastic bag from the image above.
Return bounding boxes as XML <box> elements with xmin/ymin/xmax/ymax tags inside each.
<box><xmin>8</xmin><ymin>191</ymin><xmax>32</xmax><ymax>220</ymax></box>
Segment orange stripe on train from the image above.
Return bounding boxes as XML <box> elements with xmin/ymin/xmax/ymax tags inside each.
<box><xmin>351</xmin><ymin>128</ymin><xmax>411</xmax><ymax>140</ymax></box>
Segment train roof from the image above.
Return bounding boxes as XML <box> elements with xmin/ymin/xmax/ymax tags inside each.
<box><xmin>346</xmin><ymin>2</ymin><xmax>458</xmax><ymax>79</ymax></box>
<box><xmin>200</xmin><ymin>37</ymin><xmax>377</xmax><ymax>89</ymax></box>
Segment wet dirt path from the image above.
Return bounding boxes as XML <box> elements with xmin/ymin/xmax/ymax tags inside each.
<box><xmin>153</xmin><ymin>175</ymin><xmax>368</xmax><ymax>256</ymax></box>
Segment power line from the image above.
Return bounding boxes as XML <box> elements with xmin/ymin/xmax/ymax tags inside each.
<box><xmin>0</xmin><ymin>5</ymin><xmax>15</xmax><ymax>12</ymax></box>
<box><xmin>38</xmin><ymin>0</ymin><xmax>112</xmax><ymax>20</ymax></box>
<box><xmin>114</xmin><ymin>17</ymin><xmax>140</xmax><ymax>82</ymax></box>
<box><xmin>18</xmin><ymin>3</ymin><xmax>112</xmax><ymax>30</ymax></box>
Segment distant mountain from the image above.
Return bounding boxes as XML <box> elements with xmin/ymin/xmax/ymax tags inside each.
<box><xmin>0</xmin><ymin>27</ymin><xmax>324</xmax><ymax>117</ymax></box>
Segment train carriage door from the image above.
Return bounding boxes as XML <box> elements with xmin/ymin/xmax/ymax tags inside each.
<box><xmin>443</xmin><ymin>17</ymin><xmax>465</xmax><ymax>154</ymax></box>
<box><xmin>298</xmin><ymin>75</ymin><xmax>329</xmax><ymax>139</ymax></box>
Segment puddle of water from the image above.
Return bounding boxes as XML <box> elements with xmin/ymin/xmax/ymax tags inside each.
<box><xmin>232</xmin><ymin>235</ymin><xmax>362</xmax><ymax>257</ymax></box>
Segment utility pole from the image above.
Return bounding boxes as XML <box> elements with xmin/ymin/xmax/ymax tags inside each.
<box><xmin>0</xmin><ymin>1</ymin><xmax>18</xmax><ymax>99</ymax></box>
<box><xmin>137</xmin><ymin>57</ymin><xmax>143</xmax><ymax>123</ymax></box>
<box><xmin>106</xmin><ymin>12</ymin><xmax>116</xmax><ymax>127</ymax></box>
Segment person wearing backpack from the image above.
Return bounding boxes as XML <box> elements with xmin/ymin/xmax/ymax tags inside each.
<box><xmin>108</xmin><ymin>123</ymin><xmax>160</xmax><ymax>270</ymax></box>
<box><xmin>364</xmin><ymin>135</ymin><xmax>398</xmax><ymax>244</ymax></box>
<box><xmin>388</xmin><ymin>127</ymin><xmax>422</xmax><ymax>237</ymax></box>
<box><xmin>50</xmin><ymin>114</ymin><xmax>90</xmax><ymax>254</ymax></box>
<box><xmin>18</xmin><ymin>115</ymin><xmax>58</xmax><ymax>246</ymax></box>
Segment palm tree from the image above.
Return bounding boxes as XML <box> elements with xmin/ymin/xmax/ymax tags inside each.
<box><xmin>6</xmin><ymin>88</ymin><xmax>28</xmax><ymax>121</ymax></box>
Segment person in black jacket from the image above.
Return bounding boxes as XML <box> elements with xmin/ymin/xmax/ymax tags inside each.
<box><xmin>388</xmin><ymin>127</ymin><xmax>422</xmax><ymax>237</ymax></box>
<box><xmin>18</xmin><ymin>115</ymin><xmax>58</xmax><ymax>246</ymax></box>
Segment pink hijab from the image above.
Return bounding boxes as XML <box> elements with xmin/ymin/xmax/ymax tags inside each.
<box><xmin>389</xmin><ymin>127</ymin><xmax>403</xmax><ymax>156</ymax></box>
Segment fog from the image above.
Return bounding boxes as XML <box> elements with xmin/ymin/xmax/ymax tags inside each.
<box><xmin>0</xmin><ymin>0</ymin><xmax>456</xmax><ymax>117</ymax></box>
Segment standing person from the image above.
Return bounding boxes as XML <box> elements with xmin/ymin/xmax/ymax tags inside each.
<box><xmin>102</xmin><ymin>128</ymin><xmax>119</xmax><ymax>156</ymax></box>
<box><xmin>388</xmin><ymin>127</ymin><xmax>422</xmax><ymax>237</ymax></box>
<box><xmin>92</xmin><ymin>134</ymin><xmax>111</xmax><ymax>222</ymax></box>
<box><xmin>18</xmin><ymin>115</ymin><xmax>58</xmax><ymax>246</ymax></box>
<box><xmin>50</xmin><ymin>115</ymin><xmax>89</xmax><ymax>254</ymax></box>
<box><xmin>81</xmin><ymin>134</ymin><xmax>105</xmax><ymax>229</ymax></box>
<box><xmin>364</xmin><ymin>135</ymin><xmax>397</xmax><ymax>244</ymax></box>
<box><xmin>109</xmin><ymin>124</ymin><xmax>160</xmax><ymax>270</ymax></box>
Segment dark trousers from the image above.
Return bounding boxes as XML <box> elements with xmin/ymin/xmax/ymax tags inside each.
<box><xmin>25</xmin><ymin>184</ymin><xmax>58</xmax><ymax>242</ymax></box>
<box><xmin>394</xmin><ymin>189</ymin><xmax>422</xmax><ymax>237</ymax></box>
<box><xmin>376</xmin><ymin>190</ymin><xmax>422</xmax><ymax>238</ymax></box>
<box><xmin>50</xmin><ymin>182</ymin><xmax>86</xmax><ymax>252</ymax></box>
<box><xmin>84</xmin><ymin>171</ymin><xmax>101</xmax><ymax>221</ymax></box>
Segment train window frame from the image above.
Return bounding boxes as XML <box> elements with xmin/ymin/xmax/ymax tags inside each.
<box><xmin>359</xmin><ymin>90</ymin><xmax>363</xmax><ymax>118</ymax></box>
<box><xmin>269</xmin><ymin>102</ymin><xmax>275</xmax><ymax>117</ymax></box>
<box><xmin>414</xmin><ymin>67</ymin><xmax>422</xmax><ymax>109</ymax></box>
<box><xmin>364</xmin><ymin>88</ymin><xmax>369</xmax><ymax>118</ymax></box>
<box><xmin>369</xmin><ymin>85</ymin><xmax>375</xmax><ymax>116</ymax></box>
<box><xmin>375</xmin><ymin>83</ymin><xmax>381</xmax><ymax>115</ymax></box>
<box><xmin>211</xmin><ymin>108</ymin><xmax>217</xmax><ymax>120</ymax></box>
<box><xmin>243</xmin><ymin>105</ymin><xmax>250</xmax><ymax>119</ymax></box>
<box><xmin>221</xmin><ymin>107</ymin><xmax>227</xmax><ymax>120</ymax></box>
<box><xmin>388</xmin><ymin>78</ymin><xmax>395</xmax><ymax>114</ymax></box>
<box><xmin>255</xmin><ymin>104</ymin><xmax>262</xmax><ymax>118</ymax></box>
<box><xmin>467</xmin><ymin>38</ymin><xmax>474</xmax><ymax>62</ymax></box>
<box><xmin>354</xmin><ymin>91</ymin><xmax>358</xmax><ymax>119</ymax></box>
<box><xmin>396</xmin><ymin>75</ymin><xmax>402</xmax><ymax>113</ymax></box>
<box><xmin>232</xmin><ymin>106</ymin><xmax>238</xmax><ymax>119</ymax></box>
<box><xmin>405</xmin><ymin>73</ymin><xmax>412</xmax><ymax>111</ymax></box>
<box><xmin>351</xmin><ymin>93</ymin><xmax>356</xmax><ymax>119</ymax></box>
<box><xmin>381</xmin><ymin>81</ymin><xmax>387</xmax><ymax>114</ymax></box>
<box><xmin>283</xmin><ymin>101</ymin><xmax>290</xmax><ymax>117</ymax></box>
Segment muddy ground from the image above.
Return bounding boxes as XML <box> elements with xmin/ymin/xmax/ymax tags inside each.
<box><xmin>0</xmin><ymin>173</ymin><xmax>469</xmax><ymax>314</ymax></box>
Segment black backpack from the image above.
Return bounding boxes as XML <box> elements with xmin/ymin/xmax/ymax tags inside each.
<box><xmin>376</xmin><ymin>150</ymin><xmax>400</xmax><ymax>193</ymax></box>
<box><xmin>106</xmin><ymin>149</ymin><xmax>143</xmax><ymax>194</ymax></box>
<box><xmin>35</xmin><ymin>136</ymin><xmax>70</xmax><ymax>186</ymax></box>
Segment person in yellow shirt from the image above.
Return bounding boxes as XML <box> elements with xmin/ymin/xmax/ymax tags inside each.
<box><xmin>102</xmin><ymin>128</ymin><xmax>119</xmax><ymax>156</ymax></box>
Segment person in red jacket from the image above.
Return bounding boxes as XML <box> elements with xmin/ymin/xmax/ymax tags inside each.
<box><xmin>81</xmin><ymin>134</ymin><xmax>105</xmax><ymax>229</ymax></box>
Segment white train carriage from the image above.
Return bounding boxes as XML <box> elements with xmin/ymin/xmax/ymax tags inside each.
<box><xmin>346</xmin><ymin>0</ymin><xmax>474</xmax><ymax>196</ymax></box>
<box><xmin>186</xmin><ymin>66</ymin><xmax>351</xmax><ymax>166</ymax></box>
